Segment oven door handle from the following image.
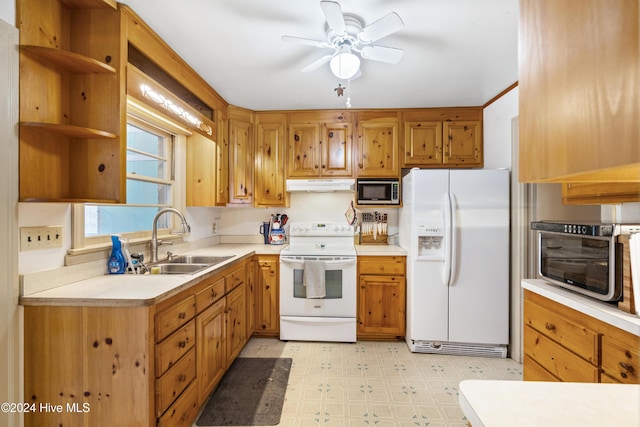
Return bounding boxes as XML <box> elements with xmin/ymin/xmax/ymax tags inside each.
<box><xmin>280</xmin><ymin>257</ymin><xmax>356</xmax><ymax>266</ymax></box>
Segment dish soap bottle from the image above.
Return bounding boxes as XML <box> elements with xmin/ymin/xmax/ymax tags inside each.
<box><xmin>107</xmin><ymin>234</ymin><xmax>126</xmax><ymax>274</ymax></box>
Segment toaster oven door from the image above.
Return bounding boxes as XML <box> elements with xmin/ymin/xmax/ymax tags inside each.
<box><xmin>538</xmin><ymin>232</ymin><xmax>622</xmax><ymax>301</ymax></box>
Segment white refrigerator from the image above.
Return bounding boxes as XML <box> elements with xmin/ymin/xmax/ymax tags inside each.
<box><xmin>399</xmin><ymin>168</ymin><xmax>510</xmax><ymax>357</ymax></box>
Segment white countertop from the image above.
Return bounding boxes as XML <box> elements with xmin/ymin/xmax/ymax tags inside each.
<box><xmin>459</xmin><ymin>380</ymin><xmax>640</xmax><ymax>427</ymax></box>
<box><xmin>522</xmin><ymin>279</ymin><xmax>640</xmax><ymax>337</ymax></box>
<box><xmin>355</xmin><ymin>244</ymin><xmax>406</xmax><ymax>256</ymax></box>
<box><xmin>19</xmin><ymin>243</ymin><xmax>406</xmax><ymax>307</ymax></box>
<box><xmin>19</xmin><ymin>243</ymin><xmax>284</xmax><ymax>307</ymax></box>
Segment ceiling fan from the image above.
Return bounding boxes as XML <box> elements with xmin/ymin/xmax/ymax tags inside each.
<box><xmin>282</xmin><ymin>1</ymin><xmax>405</xmax><ymax>80</ymax></box>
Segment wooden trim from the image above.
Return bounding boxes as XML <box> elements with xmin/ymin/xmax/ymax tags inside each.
<box><xmin>483</xmin><ymin>81</ymin><xmax>518</xmax><ymax>109</ymax></box>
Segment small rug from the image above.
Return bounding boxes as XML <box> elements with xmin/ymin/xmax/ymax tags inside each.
<box><xmin>196</xmin><ymin>357</ymin><xmax>292</xmax><ymax>426</ymax></box>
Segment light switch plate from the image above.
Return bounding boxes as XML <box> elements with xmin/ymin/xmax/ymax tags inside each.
<box><xmin>20</xmin><ymin>226</ymin><xmax>63</xmax><ymax>251</ymax></box>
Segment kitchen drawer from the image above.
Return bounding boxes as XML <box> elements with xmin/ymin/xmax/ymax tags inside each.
<box><xmin>524</xmin><ymin>298</ymin><xmax>599</xmax><ymax>365</ymax></box>
<box><xmin>225</xmin><ymin>264</ymin><xmax>246</xmax><ymax>293</ymax></box>
<box><xmin>195</xmin><ymin>276</ymin><xmax>225</xmax><ymax>313</ymax></box>
<box><xmin>155</xmin><ymin>347</ymin><xmax>196</xmax><ymax>416</ymax></box>
<box><xmin>157</xmin><ymin>378</ymin><xmax>200</xmax><ymax>427</ymax></box>
<box><xmin>358</xmin><ymin>256</ymin><xmax>406</xmax><ymax>276</ymax></box>
<box><xmin>602</xmin><ymin>334</ymin><xmax>640</xmax><ymax>384</ymax></box>
<box><xmin>524</xmin><ymin>325</ymin><xmax>599</xmax><ymax>383</ymax></box>
<box><xmin>523</xmin><ymin>354</ymin><xmax>560</xmax><ymax>382</ymax></box>
<box><xmin>155</xmin><ymin>296</ymin><xmax>196</xmax><ymax>342</ymax></box>
<box><xmin>155</xmin><ymin>319</ymin><xmax>195</xmax><ymax>377</ymax></box>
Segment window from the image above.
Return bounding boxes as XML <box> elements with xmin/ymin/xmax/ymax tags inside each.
<box><xmin>72</xmin><ymin>97</ymin><xmax>188</xmax><ymax>250</ymax></box>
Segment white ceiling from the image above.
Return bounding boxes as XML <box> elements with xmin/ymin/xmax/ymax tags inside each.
<box><xmin>121</xmin><ymin>0</ymin><xmax>519</xmax><ymax>111</ymax></box>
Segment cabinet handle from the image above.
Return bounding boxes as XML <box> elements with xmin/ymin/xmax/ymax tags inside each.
<box><xmin>619</xmin><ymin>362</ymin><xmax>634</xmax><ymax>373</ymax></box>
<box><xmin>544</xmin><ymin>322</ymin><xmax>555</xmax><ymax>331</ymax></box>
<box><xmin>314</xmin><ymin>164</ymin><xmax>319</xmax><ymax>169</ymax></box>
<box><xmin>178</xmin><ymin>341</ymin><xmax>186</xmax><ymax>348</ymax></box>
<box><xmin>321</xmin><ymin>164</ymin><xmax>326</xmax><ymax>168</ymax></box>
<box><xmin>178</xmin><ymin>312</ymin><xmax>186</xmax><ymax>320</ymax></box>
<box><xmin>178</xmin><ymin>374</ymin><xmax>187</xmax><ymax>382</ymax></box>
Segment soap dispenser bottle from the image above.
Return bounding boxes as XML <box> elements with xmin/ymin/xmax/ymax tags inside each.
<box><xmin>107</xmin><ymin>234</ymin><xmax>126</xmax><ymax>274</ymax></box>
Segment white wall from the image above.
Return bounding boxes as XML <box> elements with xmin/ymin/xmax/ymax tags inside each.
<box><xmin>0</xmin><ymin>3</ymin><xmax>14</xmax><ymax>25</ymax></box>
<box><xmin>1</xmin><ymin>18</ymin><xmax>20</xmax><ymax>427</ymax></box>
<box><xmin>483</xmin><ymin>86</ymin><xmax>518</xmax><ymax>170</ymax></box>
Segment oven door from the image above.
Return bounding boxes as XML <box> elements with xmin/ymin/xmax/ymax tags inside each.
<box><xmin>279</xmin><ymin>255</ymin><xmax>357</xmax><ymax>317</ymax></box>
<box><xmin>538</xmin><ymin>231</ymin><xmax>622</xmax><ymax>301</ymax></box>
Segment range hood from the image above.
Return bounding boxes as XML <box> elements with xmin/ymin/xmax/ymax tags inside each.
<box><xmin>286</xmin><ymin>179</ymin><xmax>355</xmax><ymax>193</ymax></box>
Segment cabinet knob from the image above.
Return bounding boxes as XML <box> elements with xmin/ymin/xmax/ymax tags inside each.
<box><xmin>544</xmin><ymin>322</ymin><xmax>555</xmax><ymax>331</ymax></box>
<box><xmin>178</xmin><ymin>312</ymin><xmax>186</xmax><ymax>319</ymax></box>
<box><xmin>178</xmin><ymin>374</ymin><xmax>187</xmax><ymax>382</ymax></box>
<box><xmin>314</xmin><ymin>164</ymin><xmax>319</xmax><ymax>169</ymax></box>
<box><xmin>178</xmin><ymin>341</ymin><xmax>186</xmax><ymax>348</ymax></box>
<box><xmin>321</xmin><ymin>164</ymin><xmax>326</xmax><ymax>168</ymax></box>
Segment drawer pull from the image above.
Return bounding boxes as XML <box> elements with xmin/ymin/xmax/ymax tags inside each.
<box><xmin>178</xmin><ymin>374</ymin><xmax>187</xmax><ymax>382</ymax></box>
<box><xmin>178</xmin><ymin>312</ymin><xmax>186</xmax><ymax>320</ymax></box>
<box><xmin>619</xmin><ymin>362</ymin><xmax>634</xmax><ymax>373</ymax></box>
<box><xmin>544</xmin><ymin>322</ymin><xmax>555</xmax><ymax>331</ymax></box>
<box><xmin>178</xmin><ymin>341</ymin><xmax>186</xmax><ymax>348</ymax></box>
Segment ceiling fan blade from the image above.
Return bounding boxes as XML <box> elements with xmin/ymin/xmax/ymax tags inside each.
<box><xmin>320</xmin><ymin>1</ymin><xmax>346</xmax><ymax>35</ymax></box>
<box><xmin>359</xmin><ymin>12</ymin><xmax>404</xmax><ymax>43</ymax></box>
<box><xmin>360</xmin><ymin>45</ymin><xmax>404</xmax><ymax>64</ymax></box>
<box><xmin>301</xmin><ymin>54</ymin><xmax>333</xmax><ymax>72</ymax></box>
<box><xmin>282</xmin><ymin>35</ymin><xmax>330</xmax><ymax>48</ymax></box>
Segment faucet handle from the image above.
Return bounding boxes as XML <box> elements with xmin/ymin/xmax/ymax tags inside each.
<box><xmin>166</xmin><ymin>251</ymin><xmax>174</xmax><ymax>260</ymax></box>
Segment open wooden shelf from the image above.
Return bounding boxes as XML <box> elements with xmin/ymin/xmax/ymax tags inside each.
<box><xmin>20</xmin><ymin>45</ymin><xmax>116</xmax><ymax>74</ymax></box>
<box><xmin>20</xmin><ymin>122</ymin><xmax>117</xmax><ymax>139</ymax></box>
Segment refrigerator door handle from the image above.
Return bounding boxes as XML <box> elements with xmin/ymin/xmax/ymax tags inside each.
<box><xmin>442</xmin><ymin>192</ymin><xmax>452</xmax><ymax>286</ymax></box>
<box><xmin>449</xmin><ymin>192</ymin><xmax>458</xmax><ymax>286</ymax></box>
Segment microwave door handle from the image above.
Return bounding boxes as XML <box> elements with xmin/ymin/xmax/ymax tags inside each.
<box><xmin>442</xmin><ymin>193</ymin><xmax>452</xmax><ymax>287</ymax></box>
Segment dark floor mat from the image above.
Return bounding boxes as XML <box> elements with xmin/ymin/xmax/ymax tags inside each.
<box><xmin>196</xmin><ymin>357</ymin><xmax>292</xmax><ymax>426</ymax></box>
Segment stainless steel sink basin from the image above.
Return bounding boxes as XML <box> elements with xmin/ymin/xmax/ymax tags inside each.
<box><xmin>170</xmin><ymin>255</ymin><xmax>234</xmax><ymax>265</ymax></box>
<box><xmin>150</xmin><ymin>263</ymin><xmax>212</xmax><ymax>275</ymax></box>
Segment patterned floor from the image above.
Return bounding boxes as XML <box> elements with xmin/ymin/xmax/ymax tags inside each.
<box><xmin>236</xmin><ymin>338</ymin><xmax>523</xmax><ymax>427</ymax></box>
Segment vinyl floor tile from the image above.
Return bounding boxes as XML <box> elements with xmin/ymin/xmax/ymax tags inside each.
<box><xmin>212</xmin><ymin>337</ymin><xmax>523</xmax><ymax>427</ymax></box>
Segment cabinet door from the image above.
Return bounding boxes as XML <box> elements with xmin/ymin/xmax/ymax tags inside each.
<box><xmin>288</xmin><ymin>123</ymin><xmax>321</xmax><ymax>177</ymax></box>
<box><xmin>197</xmin><ymin>298</ymin><xmax>226</xmax><ymax>402</ymax></box>
<box><xmin>246</xmin><ymin>258</ymin><xmax>258</xmax><ymax>335</ymax></box>
<box><xmin>254</xmin><ymin>256</ymin><xmax>279</xmax><ymax>336</ymax></box>
<box><xmin>255</xmin><ymin>119</ymin><xmax>287</xmax><ymax>206</ymax></box>
<box><xmin>519</xmin><ymin>0</ymin><xmax>640</xmax><ymax>182</ymax></box>
<box><xmin>357</xmin><ymin>120</ymin><xmax>399</xmax><ymax>177</ymax></box>
<box><xmin>443</xmin><ymin>121</ymin><xmax>482</xmax><ymax>167</ymax></box>
<box><xmin>216</xmin><ymin>110</ymin><xmax>229</xmax><ymax>205</ymax></box>
<box><xmin>186</xmin><ymin>132</ymin><xmax>217</xmax><ymax>206</ymax></box>
<box><xmin>228</xmin><ymin>118</ymin><xmax>253</xmax><ymax>204</ymax></box>
<box><xmin>226</xmin><ymin>283</ymin><xmax>247</xmax><ymax>362</ymax></box>
<box><xmin>403</xmin><ymin>121</ymin><xmax>443</xmax><ymax>166</ymax></box>
<box><xmin>321</xmin><ymin>122</ymin><xmax>353</xmax><ymax>176</ymax></box>
<box><xmin>358</xmin><ymin>275</ymin><xmax>406</xmax><ymax>337</ymax></box>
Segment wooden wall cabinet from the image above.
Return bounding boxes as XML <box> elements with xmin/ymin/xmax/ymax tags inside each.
<box><xmin>401</xmin><ymin>108</ymin><xmax>483</xmax><ymax>168</ymax></box>
<box><xmin>357</xmin><ymin>256</ymin><xmax>406</xmax><ymax>339</ymax></box>
<box><xmin>287</xmin><ymin>111</ymin><xmax>353</xmax><ymax>178</ymax></box>
<box><xmin>523</xmin><ymin>290</ymin><xmax>640</xmax><ymax>384</ymax></box>
<box><xmin>253</xmin><ymin>255</ymin><xmax>280</xmax><ymax>337</ymax></box>
<box><xmin>518</xmin><ymin>0</ymin><xmax>640</xmax><ymax>187</ymax></box>
<box><xmin>255</xmin><ymin>112</ymin><xmax>288</xmax><ymax>207</ymax></box>
<box><xmin>18</xmin><ymin>0</ymin><xmax>125</xmax><ymax>202</ymax></box>
<box><xmin>562</xmin><ymin>182</ymin><xmax>640</xmax><ymax>205</ymax></box>
<box><xmin>228</xmin><ymin>106</ymin><xmax>254</xmax><ymax>205</ymax></box>
<box><xmin>355</xmin><ymin>112</ymin><xmax>400</xmax><ymax>177</ymax></box>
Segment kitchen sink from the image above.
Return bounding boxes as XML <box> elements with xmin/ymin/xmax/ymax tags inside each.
<box><xmin>150</xmin><ymin>263</ymin><xmax>212</xmax><ymax>275</ymax></box>
<box><xmin>170</xmin><ymin>255</ymin><xmax>234</xmax><ymax>265</ymax></box>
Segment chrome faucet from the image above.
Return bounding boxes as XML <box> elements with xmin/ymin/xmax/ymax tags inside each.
<box><xmin>150</xmin><ymin>208</ymin><xmax>191</xmax><ymax>262</ymax></box>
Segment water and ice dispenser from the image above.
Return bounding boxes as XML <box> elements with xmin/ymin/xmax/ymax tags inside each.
<box><xmin>416</xmin><ymin>224</ymin><xmax>444</xmax><ymax>259</ymax></box>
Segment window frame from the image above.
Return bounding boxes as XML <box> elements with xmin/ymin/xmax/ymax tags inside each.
<box><xmin>70</xmin><ymin>96</ymin><xmax>189</xmax><ymax>252</ymax></box>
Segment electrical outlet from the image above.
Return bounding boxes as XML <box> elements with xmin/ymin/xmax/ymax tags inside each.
<box><xmin>20</xmin><ymin>226</ymin><xmax>63</xmax><ymax>251</ymax></box>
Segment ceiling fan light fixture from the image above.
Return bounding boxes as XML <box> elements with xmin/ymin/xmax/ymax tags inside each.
<box><xmin>329</xmin><ymin>45</ymin><xmax>360</xmax><ymax>79</ymax></box>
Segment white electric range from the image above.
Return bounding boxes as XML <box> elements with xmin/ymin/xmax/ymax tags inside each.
<box><xmin>279</xmin><ymin>221</ymin><xmax>357</xmax><ymax>342</ymax></box>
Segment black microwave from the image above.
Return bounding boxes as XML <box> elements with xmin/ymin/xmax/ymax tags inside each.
<box><xmin>531</xmin><ymin>221</ymin><xmax>638</xmax><ymax>302</ymax></box>
<box><xmin>356</xmin><ymin>178</ymin><xmax>400</xmax><ymax>205</ymax></box>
